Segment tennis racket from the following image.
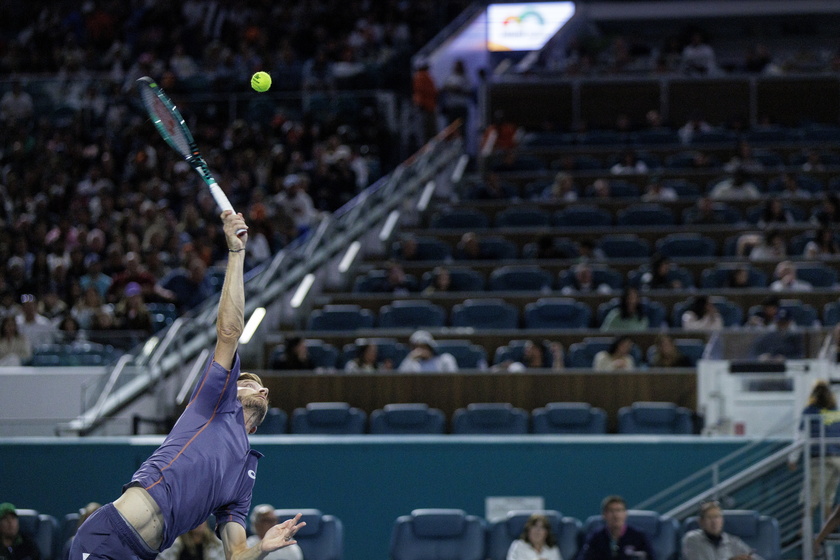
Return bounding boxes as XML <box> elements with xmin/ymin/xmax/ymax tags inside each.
<box><xmin>136</xmin><ymin>76</ymin><xmax>245</xmax><ymax>235</ymax></box>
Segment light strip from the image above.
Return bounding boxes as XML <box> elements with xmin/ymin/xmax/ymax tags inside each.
<box><xmin>338</xmin><ymin>241</ymin><xmax>361</xmax><ymax>273</ymax></box>
<box><xmin>290</xmin><ymin>273</ymin><xmax>315</xmax><ymax>308</ymax></box>
<box><xmin>417</xmin><ymin>180</ymin><xmax>436</xmax><ymax>211</ymax></box>
<box><xmin>451</xmin><ymin>154</ymin><xmax>469</xmax><ymax>183</ymax></box>
<box><xmin>379</xmin><ymin>210</ymin><xmax>400</xmax><ymax>242</ymax></box>
<box><xmin>239</xmin><ymin>307</ymin><xmax>266</xmax><ymax>344</ymax></box>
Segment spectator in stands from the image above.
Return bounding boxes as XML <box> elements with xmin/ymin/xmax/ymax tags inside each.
<box><xmin>472</xmin><ymin>173</ymin><xmax>515</xmax><ymax>200</ymax></box>
<box><xmin>113</xmin><ymin>282</ymin><xmax>153</xmax><ymax>333</ymax></box>
<box><xmin>71</xmin><ymin>286</ymin><xmax>114</xmax><ymax>330</ymax></box>
<box><xmin>0</xmin><ymin>503</ymin><xmax>40</xmax><ymax>560</ymax></box>
<box><xmin>576</xmin><ymin>239</ymin><xmax>606</xmax><ymax>262</ymax></box>
<box><xmin>78</xmin><ymin>254</ymin><xmax>112</xmax><ymax>300</ymax></box>
<box><xmin>158</xmin><ymin>519</ymin><xmax>225</xmax><ymax>560</ymax></box>
<box><xmin>601</xmin><ymin>288</ymin><xmax>650</xmax><ymax>331</ymax></box>
<box><xmin>16</xmin><ymin>294</ymin><xmax>56</xmax><ymax>348</ymax></box>
<box><xmin>639</xmin><ymin>254</ymin><xmax>682</xmax><ymax>290</ymax></box>
<box><xmin>747</xmin><ymin>229</ymin><xmax>787</xmax><ymax>261</ymax></box>
<box><xmin>747</xmin><ymin>296</ymin><xmax>783</xmax><ymax>329</ymax></box>
<box><xmin>57</xmin><ymin>315</ymin><xmax>82</xmax><ymax>344</ymax></box>
<box><xmin>678</xmin><ymin>113</ymin><xmax>712</xmax><ymax>145</ymax></box>
<box><xmin>801</xmin><ymin>150</ymin><xmax>826</xmax><ymax>173</ymax></box>
<box><xmin>38</xmin><ymin>290</ymin><xmax>68</xmax><ymax>322</ymax></box>
<box><xmin>107</xmin><ymin>252</ymin><xmax>175</xmax><ymax>305</ymax></box>
<box><xmin>789</xmin><ymin>380</ymin><xmax>840</xmax><ymax>519</ymax></box>
<box><xmin>0</xmin><ymin>315</ymin><xmax>32</xmax><ymax>366</ymax></box>
<box><xmin>777</xmin><ymin>173</ymin><xmax>812</xmax><ymax>199</ymax></box>
<box><xmin>161</xmin><ymin>258</ymin><xmax>214</xmax><ymax>313</ymax></box>
<box><xmin>682</xmin><ymin>296</ymin><xmax>724</xmax><ymax>331</ymax></box>
<box><xmin>812</xmin><ymin>194</ymin><xmax>840</xmax><ymax>227</ymax></box>
<box><xmin>682</xmin><ymin>501</ymin><xmax>763</xmax><ymax>560</ymax></box>
<box><xmin>804</xmin><ymin>227</ymin><xmax>839</xmax><ymax>259</ymax></box>
<box><xmin>63</xmin><ymin>502</ymin><xmax>101</xmax><ymax>560</ymax></box>
<box><xmin>481</xmin><ymin>110</ymin><xmax>522</xmax><ymax>154</ymax></box>
<box><xmin>680</xmin><ymin>31</ymin><xmax>718</xmax><ymax>75</ymax></box>
<box><xmin>641</xmin><ymin>176</ymin><xmax>678</xmax><ymax>202</ymax></box>
<box><xmin>726</xmin><ymin>266</ymin><xmax>753</xmax><ymax>289</ymax></box>
<box><xmin>0</xmin><ymin>80</ymin><xmax>34</xmax><ymax>124</ymax></box>
<box><xmin>561</xmin><ymin>262</ymin><xmax>612</xmax><ymax>295</ymax></box>
<box><xmin>610</xmin><ymin>150</ymin><xmax>648</xmax><ymax>175</ymax></box>
<box><xmin>585</xmin><ymin>179</ymin><xmax>612</xmax><ymax>199</ymax></box>
<box><xmin>770</xmin><ymin>261</ymin><xmax>813</xmax><ymax>292</ymax></box>
<box><xmin>541</xmin><ymin>172</ymin><xmax>579</xmax><ymax>202</ymax></box>
<box><xmin>685</xmin><ymin>198</ymin><xmax>727</xmax><ymax>225</ymax></box>
<box><xmin>248</xmin><ymin>505</ymin><xmax>304</xmax><ymax>560</ymax></box>
<box><xmin>412</xmin><ymin>59</ymin><xmax>438</xmax><ymax>144</ymax></box>
<box><xmin>398</xmin><ymin>330</ymin><xmax>458</xmax><ymax>373</ymax></box>
<box><xmin>744</xmin><ymin>43</ymin><xmax>776</xmax><ymax>74</ymax></box>
<box><xmin>344</xmin><ymin>341</ymin><xmax>392</xmax><ymax>372</ymax></box>
<box><xmin>709</xmin><ymin>168</ymin><xmax>760</xmax><ymax>200</ymax></box>
<box><xmin>498</xmin><ymin>340</ymin><xmax>564</xmax><ymax>372</ymax></box>
<box><xmin>506</xmin><ymin>513</ymin><xmax>562</xmax><ymax>560</ymax></box>
<box><xmin>272</xmin><ymin>337</ymin><xmax>315</xmax><ymax>371</ymax></box>
<box><xmin>440</xmin><ymin>59</ymin><xmax>472</xmax><ymax>126</ymax></box>
<box><xmin>456</xmin><ymin>232</ymin><xmax>494</xmax><ymax>260</ymax></box>
<box><xmin>650</xmin><ymin>334</ymin><xmax>692</xmax><ymax>368</ymax></box>
<box><xmin>275</xmin><ymin>174</ymin><xmax>320</xmax><ymax>234</ymax></box>
<box><xmin>381</xmin><ymin>262</ymin><xmax>415</xmax><ymax>294</ymax></box>
<box><xmin>593</xmin><ymin>336</ymin><xmax>636</xmax><ymax>371</ymax></box>
<box><xmin>749</xmin><ymin>310</ymin><xmax>804</xmax><ymax>360</ymax></box>
<box><xmin>423</xmin><ymin>266</ymin><xmax>453</xmax><ymax>294</ymax></box>
<box><xmin>578</xmin><ymin>495</ymin><xmax>654</xmax><ymax>560</ymax></box>
<box><xmin>757</xmin><ymin>199</ymin><xmax>794</xmax><ymax>227</ymax></box>
<box><xmin>724</xmin><ymin>141</ymin><xmax>765</xmax><ymax>174</ymax></box>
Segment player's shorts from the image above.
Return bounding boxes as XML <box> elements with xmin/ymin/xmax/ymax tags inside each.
<box><xmin>68</xmin><ymin>503</ymin><xmax>159</xmax><ymax>560</ymax></box>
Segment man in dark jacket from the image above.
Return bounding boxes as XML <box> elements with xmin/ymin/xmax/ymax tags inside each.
<box><xmin>578</xmin><ymin>496</ymin><xmax>656</xmax><ymax>560</ymax></box>
<box><xmin>0</xmin><ymin>503</ymin><xmax>41</xmax><ymax>560</ymax></box>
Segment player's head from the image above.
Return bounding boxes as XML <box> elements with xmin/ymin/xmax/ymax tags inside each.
<box><xmin>237</xmin><ymin>372</ymin><xmax>269</xmax><ymax>432</ymax></box>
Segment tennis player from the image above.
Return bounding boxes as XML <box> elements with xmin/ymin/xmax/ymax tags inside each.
<box><xmin>70</xmin><ymin>211</ymin><xmax>304</xmax><ymax>560</ymax></box>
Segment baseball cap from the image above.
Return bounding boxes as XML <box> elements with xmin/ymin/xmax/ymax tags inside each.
<box><xmin>0</xmin><ymin>503</ymin><xmax>17</xmax><ymax>518</ymax></box>
<box><xmin>409</xmin><ymin>330</ymin><xmax>437</xmax><ymax>349</ymax></box>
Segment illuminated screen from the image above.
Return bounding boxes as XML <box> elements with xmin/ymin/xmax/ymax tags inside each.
<box><xmin>486</xmin><ymin>2</ymin><xmax>576</xmax><ymax>52</ymax></box>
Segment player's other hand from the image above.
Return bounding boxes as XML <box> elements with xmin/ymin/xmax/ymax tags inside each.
<box><xmin>261</xmin><ymin>513</ymin><xmax>306</xmax><ymax>552</ymax></box>
<box><xmin>222</xmin><ymin>211</ymin><xmax>248</xmax><ymax>248</ymax></box>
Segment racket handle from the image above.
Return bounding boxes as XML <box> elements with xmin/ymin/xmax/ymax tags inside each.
<box><xmin>208</xmin><ymin>183</ymin><xmax>247</xmax><ymax>237</ymax></box>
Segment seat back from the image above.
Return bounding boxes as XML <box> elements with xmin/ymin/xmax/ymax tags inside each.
<box><xmin>700</xmin><ymin>266</ymin><xmax>767</xmax><ymax>289</ymax></box>
<box><xmin>308</xmin><ymin>305</ymin><xmax>375</xmax><ymax>331</ymax></box>
<box><xmin>291</xmin><ymin>402</ymin><xmax>367</xmax><ymax>434</ymax></box>
<box><xmin>451</xmin><ymin>299</ymin><xmax>519</xmax><ymax>329</ymax></box>
<box><xmin>494</xmin><ymin>207</ymin><xmax>551</xmax><ymax>228</ymax></box>
<box><xmin>379</xmin><ymin>300</ymin><xmax>446</xmax><ymax>329</ymax></box>
<box><xmin>421</xmin><ymin>268</ymin><xmax>486</xmax><ymax>292</ymax></box>
<box><xmin>616</xmin><ymin>204</ymin><xmax>675</xmax><ymax>226</ymax></box>
<box><xmin>553</xmin><ymin>205</ymin><xmax>612</xmax><ymax>227</ymax></box>
<box><xmin>275</xmin><ymin>509</ymin><xmax>343</xmax><ymax>560</ymax></box>
<box><xmin>794</xmin><ymin>263</ymin><xmax>838</xmax><ymax>287</ymax></box>
<box><xmin>17</xmin><ymin>509</ymin><xmax>58</xmax><ymax>560</ymax></box>
<box><xmin>597</xmin><ymin>234</ymin><xmax>652</xmax><ymax>258</ymax></box>
<box><xmin>618</xmin><ymin>402</ymin><xmax>693</xmax><ymax>434</ymax></box>
<box><xmin>682</xmin><ymin>510</ymin><xmax>780</xmax><ymax>560</ymax></box>
<box><xmin>390</xmin><ymin>509</ymin><xmax>485</xmax><ymax>560</ymax></box>
<box><xmin>531</xmin><ymin>402</ymin><xmax>607</xmax><ymax>434</ymax></box>
<box><xmin>488</xmin><ymin>266</ymin><xmax>554</xmax><ymax>292</ymax></box>
<box><xmin>487</xmin><ymin>510</ymin><xmax>581</xmax><ymax>560</ymax></box>
<box><xmin>583</xmin><ymin>511</ymin><xmax>680</xmax><ymax>560</ymax></box>
<box><xmin>655</xmin><ymin>234</ymin><xmax>717</xmax><ymax>258</ymax></box>
<box><xmin>369</xmin><ymin>403</ymin><xmax>446</xmax><ymax>435</ymax></box>
<box><xmin>451</xmin><ymin>403</ymin><xmax>529</xmax><ymax>434</ymax></box>
<box><xmin>258</xmin><ymin>407</ymin><xmax>288</xmax><ymax>434</ymax></box>
<box><xmin>747</xmin><ymin>300</ymin><xmax>819</xmax><ymax>327</ymax></box>
<box><xmin>393</xmin><ymin>237</ymin><xmax>452</xmax><ymax>261</ymax></box>
<box><xmin>567</xmin><ymin>337</ymin><xmax>643</xmax><ymax>368</ymax></box>
<box><xmin>305</xmin><ymin>340</ymin><xmax>339</xmax><ymax>369</ymax></box>
<box><xmin>493</xmin><ymin>340</ymin><xmax>554</xmax><ymax>368</ymax></box>
<box><xmin>646</xmin><ymin>339</ymin><xmax>706</xmax><ymax>367</ymax></box>
<box><xmin>434</xmin><ymin>340</ymin><xmax>488</xmax><ymax>369</ymax></box>
<box><xmin>824</xmin><ymin>301</ymin><xmax>840</xmax><ymax>327</ymax></box>
<box><xmin>524</xmin><ymin>298</ymin><xmax>592</xmax><ymax>329</ymax></box>
<box><xmin>430</xmin><ymin>209</ymin><xmax>489</xmax><ymax>229</ymax></box>
<box><xmin>339</xmin><ymin>338</ymin><xmax>409</xmax><ymax>370</ymax></box>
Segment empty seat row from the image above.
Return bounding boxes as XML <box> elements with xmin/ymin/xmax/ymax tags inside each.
<box><xmin>391</xmin><ymin>507</ymin><xmax>780</xmax><ymax>560</ymax></box>
<box><xmin>28</xmin><ymin>342</ymin><xmax>120</xmax><ymax>367</ymax></box>
<box><xmin>258</xmin><ymin>401</ymin><xmax>695</xmax><ymax>436</ymax></box>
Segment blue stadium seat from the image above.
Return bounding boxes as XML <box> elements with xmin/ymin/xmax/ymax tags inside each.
<box><xmin>259</xmin><ymin>407</ymin><xmax>288</xmax><ymax>434</ymax></box>
<box><xmin>147</xmin><ymin>302</ymin><xmax>178</xmax><ymax>332</ymax></box>
<box><xmin>59</xmin><ymin>513</ymin><xmax>80</xmax><ymax>560</ymax></box>
<box><xmin>524</xmin><ymin>298</ymin><xmax>592</xmax><ymax>329</ymax></box>
<box><xmin>700</xmin><ymin>265</ymin><xmax>768</xmax><ymax>288</ymax></box>
<box><xmin>305</xmin><ymin>340</ymin><xmax>339</xmax><ymax>369</ymax></box>
<box><xmin>521</xmin><ymin>132</ymin><xmax>574</xmax><ymax>147</ymax></box>
<box><xmin>553</xmin><ymin>205</ymin><xmax>612</xmax><ymax>227</ymax></box>
<box><xmin>369</xmin><ymin>403</ymin><xmax>446</xmax><ymax>435</ymax></box>
<box><xmin>627</xmin><ymin>264</ymin><xmax>695</xmax><ymax>289</ymax></box>
<box><xmin>393</xmin><ymin>237</ymin><xmax>452</xmax><ymax>261</ymax></box>
<box><xmin>488</xmin><ymin>266</ymin><xmax>554</xmax><ymax>292</ymax></box>
<box><xmin>531</xmin><ymin>402</ymin><xmax>607</xmax><ymax>434</ymax></box>
<box><xmin>16</xmin><ymin>509</ymin><xmax>58</xmax><ymax>560</ymax></box>
<box><xmin>454</xmin><ymin>236</ymin><xmax>518</xmax><ymax>260</ymax></box>
<box><xmin>338</xmin><ymin>338</ymin><xmax>409</xmax><ymax>370</ymax></box>
<box><xmin>662</xmin><ymin>179</ymin><xmax>701</xmax><ymax>198</ymax></box>
<box><xmin>452</xmin><ymin>403</ymin><xmax>529</xmax><ymax>434</ymax></box>
<box><xmin>744</xmin><ymin>127</ymin><xmax>797</xmax><ymax>144</ymax></box>
<box><xmin>583</xmin><ymin>511</ymin><xmax>680</xmax><ymax>560</ymax></box>
<box><xmin>655</xmin><ymin>234</ymin><xmax>717</xmax><ymax>258</ymax></box>
<box><xmin>745</xmin><ymin>203</ymin><xmax>807</xmax><ymax>224</ymax></box>
<box><xmin>291</xmin><ymin>402</ymin><xmax>367</xmax><ymax>434</ymax></box>
<box><xmin>274</xmin><ymin>509</ymin><xmax>344</xmax><ymax>560</ymax></box>
<box><xmin>390</xmin><ymin>509</ymin><xmax>485</xmax><ymax>560</ymax></box>
<box><xmin>567</xmin><ymin>337</ymin><xmax>643</xmax><ymax>368</ymax></box>
<box><xmin>576</xmin><ymin>130</ymin><xmax>624</xmax><ymax>145</ymax></box>
<box><xmin>616</xmin><ymin>204</ymin><xmax>675</xmax><ymax>226</ymax></box>
<box><xmin>691</xmin><ymin>129</ymin><xmax>738</xmax><ymax>144</ymax></box>
<box><xmin>597</xmin><ymin>235</ymin><xmax>652</xmax><ymax>259</ymax></box>
<box><xmin>632</xmin><ymin>129</ymin><xmax>679</xmax><ymax>145</ymax></box>
<box><xmin>558</xmin><ymin>266</ymin><xmax>624</xmax><ymax>292</ymax></box>
<box><xmin>308</xmin><ymin>304</ymin><xmax>375</xmax><ymax>331</ymax></box>
<box><xmin>646</xmin><ymin>339</ymin><xmax>706</xmax><ymax>367</ymax></box>
<box><xmin>492</xmin><ymin>154</ymin><xmax>545</xmax><ymax>172</ymax></box>
<box><xmin>352</xmin><ymin>270</ymin><xmax>387</xmax><ymax>292</ymax></box>
<box><xmin>802</xmin><ymin>125</ymin><xmax>840</xmax><ymax>143</ymax></box>
<box><xmin>671</xmin><ymin>297</ymin><xmax>744</xmax><ymax>327</ymax></box>
<box><xmin>434</xmin><ymin>340</ymin><xmax>488</xmax><ymax>369</ymax></box>
<box><xmin>596</xmin><ymin>298</ymin><xmax>667</xmax><ymax>328</ymax></box>
<box><xmin>430</xmin><ymin>209</ymin><xmax>490</xmax><ymax>229</ymax></box>
<box><xmin>824</xmin><ymin>302</ymin><xmax>840</xmax><ymax>327</ymax></box>
<box><xmin>747</xmin><ymin>300</ymin><xmax>819</xmax><ymax>327</ymax></box>
<box><xmin>681</xmin><ymin>203</ymin><xmax>743</xmax><ymax>224</ymax></box>
<box><xmin>493</xmin><ymin>340</ymin><xmax>555</xmax><ymax>368</ymax></box>
<box><xmin>794</xmin><ymin>263</ymin><xmax>838</xmax><ymax>288</ymax></box>
<box><xmin>682</xmin><ymin>510</ymin><xmax>780</xmax><ymax>560</ymax></box>
<box><xmin>421</xmin><ymin>268</ymin><xmax>486</xmax><ymax>292</ymax></box>
<box><xmin>494</xmin><ymin>207</ymin><xmax>551</xmax><ymax>228</ymax></box>
<box><xmin>487</xmin><ymin>510</ymin><xmax>582</xmax><ymax>560</ymax></box>
<box><xmin>606</xmin><ymin>180</ymin><xmax>640</xmax><ymax>199</ymax></box>
<box><xmin>521</xmin><ymin>237</ymin><xmax>579</xmax><ymax>259</ymax></box>
<box><xmin>451</xmin><ymin>299</ymin><xmax>519</xmax><ymax>330</ymax></box>
<box><xmin>379</xmin><ymin>300</ymin><xmax>446</xmax><ymax>329</ymax></box>
<box><xmin>751</xmin><ymin>149</ymin><xmax>785</xmax><ymax>169</ymax></box>
<box><xmin>617</xmin><ymin>402</ymin><xmax>693</xmax><ymax>434</ymax></box>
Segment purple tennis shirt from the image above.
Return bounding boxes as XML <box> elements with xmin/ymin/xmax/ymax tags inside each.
<box><xmin>125</xmin><ymin>353</ymin><xmax>263</xmax><ymax>551</ymax></box>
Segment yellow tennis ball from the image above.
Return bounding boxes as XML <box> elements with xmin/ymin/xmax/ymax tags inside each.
<box><xmin>251</xmin><ymin>71</ymin><xmax>272</xmax><ymax>92</ymax></box>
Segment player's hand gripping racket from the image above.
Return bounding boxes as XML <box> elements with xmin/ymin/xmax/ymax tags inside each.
<box><xmin>136</xmin><ymin>76</ymin><xmax>246</xmax><ymax>236</ymax></box>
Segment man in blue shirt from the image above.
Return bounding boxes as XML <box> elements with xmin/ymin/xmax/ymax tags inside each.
<box><xmin>578</xmin><ymin>496</ymin><xmax>655</xmax><ymax>560</ymax></box>
<box><xmin>70</xmin><ymin>211</ymin><xmax>304</xmax><ymax>560</ymax></box>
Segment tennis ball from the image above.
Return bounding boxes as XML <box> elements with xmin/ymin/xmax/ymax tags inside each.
<box><xmin>251</xmin><ymin>71</ymin><xmax>272</xmax><ymax>92</ymax></box>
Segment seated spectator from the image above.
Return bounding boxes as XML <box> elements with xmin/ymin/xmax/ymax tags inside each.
<box><xmin>610</xmin><ymin>150</ymin><xmax>648</xmax><ymax>175</ymax></box>
<box><xmin>398</xmin><ymin>330</ymin><xmax>458</xmax><ymax>373</ymax></box>
<box><xmin>561</xmin><ymin>263</ymin><xmax>612</xmax><ymax>295</ymax></box>
<box><xmin>801</xmin><ymin>150</ymin><xmax>826</xmax><ymax>172</ymax></box>
<box><xmin>107</xmin><ymin>251</ymin><xmax>175</xmax><ymax>305</ymax></box>
<box><xmin>456</xmin><ymin>232</ymin><xmax>493</xmax><ymax>260</ymax></box>
<box><xmin>63</xmin><ymin>502</ymin><xmax>101</xmax><ymax>560</ymax></box>
<box><xmin>651</xmin><ymin>334</ymin><xmax>692</xmax><ymax>368</ymax></box>
<box><xmin>593</xmin><ymin>336</ymin><xmax>636</xmax><ymax>371</ymax></box>
<box><xmin>578</xmin><ymin>495</ymin><xmax>655</xmax><ymax>560</ymax></box>
<box><xmin>747</xmin><ymin>229</ymin><xmax>787</xmax><ymax>261</ymax></box>
<box><xmin>161</xmin><ymin>258</ymin><xmax>214</xmax><ymax>313</ymax></box>
<box><xmin>757</xmin><ymin>199</ymin><xmax>794</xmax><ymax>227</ymax></box>
<box><xmin>685</xmin><ymin>197</ymin><xmax>728</xmax><ymax>225</ymax></box>
<box><xmin>747</xmin><ymin>295</ymin><xmax>782</xmax><ymax>329</ymax></box>
<box><xmin>777</xmin><ymin>173</ymin><xmax>812</xmax><ymax>199</ymax></box>
<box><xmin>0</xmin><ymin>81</ymin><xmax>34</xmax><ymax>124</ymax></box>
<box><xmin>481</xmin><ymin>110</ymin><xmax>522</xmax><ymax>154</ymax></box>
<box><xmin>0</xmin><ymin>316</ymin><xmax>32</xmax><ymax>366</ymax></box>
<box><xmin>726</xmin><ymin>266</ymin><xmax>753</xmax><ymax>289</ymax></box>
<box><xmin>57</xmin><ymin>315</ymin><xmax>82</xmax><ymax>344</ymax></box>
<box><xmin>71</xmin><ymin>286</ymin><xmax>114</xmax><ymax>330</ymax></box>
<box><xmin>38</xmin><ymin>290</ymin><xmax>68</xmax><ymax>321</ymax></box>
<box><xmin>272</xmin><ymin>336</ymin><xmax>315</xmax><ymax>370</ymax></box>
<box><xmin>381</xmin><ymin>262</ymin><xmax>415</xmax><ymax>294</ymax></box>
<box><xmin>811</xmin><ymin>194</ymin><xmax>840</xmax><ymax>227</ymax></box>
<box><xmin>0</xmin><ymin>503</ymin><xmax>41</xmax><ymax>560</ymax></box>
<box><xmin>16</xmin><ymin>294</ymin><xmax>57</xmax><ymax>348</ymax></box>
<box><xmin>680</xmin><ymin>31</ymin><xmax>718</xmax><ymax>76</ymax></box>
<box><xmin>682</xmin><ymin>501</ymin><xmax>765</xmax><ymax>560</ymax></box>
<box><xmin>158</xmin><ymin>519</ymin><xmax>224</xmax><ymax>560</ymax></box>
<box><xmin>585</xmin><ymin>178</ymin><xmax>612</xmax><ymax>199</ymax></box>
<box><xmin>541</xmin><ymin>172</ymin><xmax>578</xmax><ymax>202</ymax></box>
<box><xmin>601</xmin><ymin>288</ymin><xmax>649</xmax><ymax>331</ymax></box>
<box><xmin>770</xmin><ymin>261</ymin><xmax>813</xmax><ymax>292</ymax></box>
<box><xmin>248</xmin><ymin>505</ymin><xmax>304</xmax><ymax>560</ymax></box>
<box><xmin>472</xmin><ymin>173</ymin><xmax>515</xmax><ymax>200</ymax></box>
<box><xmin>423</xmin><ymin>266</ymin><xmax>453</xmax><ymax>294</ymax></box>
<box><xmin>804</xmin><ymin>227</ymin><xmax>839</xmax><ymax>259</ymax></box>
<box><xmin>724</xmin><ymin>141</ymin><xmax>765</xmax><ymax>175</ymax></box>
<box><xmin>750</xmin><ymin>310</ymin><xmax>804</xmax><ymax>360</ymax></box>
<box><xmin>78</xmin><ymin>254</ymin><xmax>112</xmax><ymax>299</ymax></box>
<box><xmin>678</xmin><ymin>113</ymin><xmax>712</xmax><ymax>145</ymax></box>
<box><xmin>344</xmin><ymin>341</ymin><xmax>393</xmax><ymax>372</ymax></box>
<box><xmin>641</xmin><ymin>176</ymin><xmax>677</xmax><ymax>202</ymax></box>
<box><xmin>498</xmin><ymin>340</ymin><xmax>564</xmax><ymax>372</ymax></box>
<box><xmin>113</xmin><ymin>282</ymin><xmax>153</xmax><ymax>333</ymax></box>
<box><xmin>274</xmin><ymin>174</ymin><xmax>320</xmax><ymax>233</ymax></box>
<box><xmin>639</xmin><ymin>254</ymin><xmax>682</xmax><ymax>290</ymax></box>
<box><xmin>397</xmin><ymin>236</ymin><xmax>420</xmax><ymax>261</ymax></box>
<box><xmin>506</xmin><ymin>513</ymin><xmax>562</xmax><ymax>560</ymax></box>
<box><xmin>576</xmin><ymin>239</ymin><xmax>607</xmax><ymax>262</ymax></box>
<box><xmin>682</xmin><ymin>295</ymin><xmax>724</xmax><ymax>331</ymax></box>
<box><xmin>709</xmin><ymin>168</ymin><xmax>760</xmax><ymax>200</ymax></box>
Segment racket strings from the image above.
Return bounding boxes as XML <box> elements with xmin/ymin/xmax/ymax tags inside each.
<box><xmin>140</xmin><ymin>86</ymin><xmax>192</xmax><ymax>155</ymax></box>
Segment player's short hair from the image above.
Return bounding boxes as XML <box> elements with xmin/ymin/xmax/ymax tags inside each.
<box><xmin>601</xmin><ymin>495</ymin><xmax>626</xmax><ymax>512</ymax></box>
<box><xmin>238</xmin><ymin>372</ymin><xmax>263</xmax><ymax>385</ymax></box>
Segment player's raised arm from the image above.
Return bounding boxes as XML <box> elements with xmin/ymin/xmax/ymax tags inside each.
<box><xmin>214</xmin><ymin>211</ymin><xmax>249</xmax><ymax>371</ymax></box>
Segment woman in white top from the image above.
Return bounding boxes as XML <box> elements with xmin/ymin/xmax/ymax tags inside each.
<box><xmin>507</xmin><ymin>513</ymin><xmax>563</xmax><ymax>560</ymax></box>
<box><xmin>681</xmin><ymin>295</ymin><xmax>724</xmax><ymax>331</ymax></box>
